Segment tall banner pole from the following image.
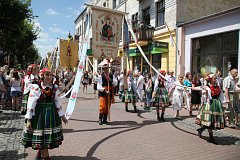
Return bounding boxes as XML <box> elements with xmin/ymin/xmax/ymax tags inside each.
<box><xmin>55</xmin><ymin>39</ymin><xmax>60</xmax><ymax>74</ymax></box>
<box><xmin>65</xmin><ymin>9</ymin><xmax>90</xmax><ymax>120</ymax></box>
<box><xmin>107</xmin><ymin>59</ymin><xmax>111</xmax><ymax>121</ymax></box>
<box><xmin>39</xmin><ymin>57</ymin><xmax>43</xmax><ymax>69</ymax></box>
<box><xmin>126</xmin><ymin>19</ymin><xmax>167</xmax><ymax>80</ymax></box>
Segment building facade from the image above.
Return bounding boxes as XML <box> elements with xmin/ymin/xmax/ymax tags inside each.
<box><xmin>75</xmin><ymin>0</ymin><xmax>240</xmax><ymax>76</ymax></box>
<box><xmin>176</xmin><ymin>0</ymin><xmax>240</xmax><ymax>77</ymax></box>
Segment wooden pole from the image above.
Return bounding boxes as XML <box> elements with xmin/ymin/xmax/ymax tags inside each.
<box><xmin>107</xmin><ymin>59</ymin><xmax>111</xmax><ymax>121</ymax></box>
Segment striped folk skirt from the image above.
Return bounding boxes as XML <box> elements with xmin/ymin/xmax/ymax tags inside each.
<box><xmin>152</xmin><ymin>87</ymin><xmax>169</xmax><ymax>108</ymax></box>
<box><xmin>201</xmin><ymin>99</ymin><xmax>224</xmax><ymax>129</ymax></box>
<box><xmin>22</xmin><ymin>103</ymin><xmax>63</xmax><ymax>150</ymax></box>
<box><xmin>122</xmin><ymin>90</ymin><xmax>136</xmax><ymax>103</ymax></box>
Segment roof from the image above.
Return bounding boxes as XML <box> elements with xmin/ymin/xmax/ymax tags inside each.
<box><xmin>177</xmin><ymin>6</ymin><xmax>240</xmax><ymax>27</ymax></box>
<box><xmin>74</xmin><ymin>7</ymin><xmax>87</xmax><ymax>24</ymax></box>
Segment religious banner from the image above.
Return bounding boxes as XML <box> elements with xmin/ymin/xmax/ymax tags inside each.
<box><xmin>91</xmin><ymin>5</ymin><xmax>124</xmax><ymax>59</ymax></box>
<box><xmin>59</xmin><ymin>39</ymin><xmax>78</xmax><ymax>69</ymax></box>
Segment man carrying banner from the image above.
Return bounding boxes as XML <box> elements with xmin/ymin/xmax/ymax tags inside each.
<box><xmin>97</xmin><ymin>63</ymin><xmax>117</xmax><ymax>125</ymax></box>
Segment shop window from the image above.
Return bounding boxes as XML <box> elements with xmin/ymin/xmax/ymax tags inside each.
<box><xmin>152</xmin><ymin>54</ymin><xmax>161</xmax><ymax>71</ymax></box>
<box><xmin>192</xmin><ymin>30</ymin><xmax>238</xmax><ymax>77</ymax></box>
<box><xmin>156</xmin><ymin>0</ymin><xmax>165</xmax><ymax>27</ymax></box>
<box><xmin>133</xmin><ymin>56</ymin><xmax>141</xmax><ymax>73</ymax></box>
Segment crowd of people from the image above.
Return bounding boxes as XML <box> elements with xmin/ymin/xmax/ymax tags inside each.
<box><xmin>1</xmin><ymin>63</ymin><xmax>240</xmax><ymax>158</ymax></box>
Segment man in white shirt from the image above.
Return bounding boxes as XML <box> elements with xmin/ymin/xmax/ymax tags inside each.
<box><xmin>223</xmin><ymin>68</ymin><xmax>238</xmax><ymax>128</ymax></box>
<box><xmin>166</xmin><ymin>70</ymin><xmax>176</xmax><ymax>92</ymax></box>
<box><xmin>137</xmin><ymin>72</ymin><xmax>144</xmax><ymax>101</ymax></box>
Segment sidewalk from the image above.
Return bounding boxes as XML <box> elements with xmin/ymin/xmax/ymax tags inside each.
<box><xmin>1</xmin><ymin>85</ymin><xmax>240</xmax><ymax>160</ymax></box>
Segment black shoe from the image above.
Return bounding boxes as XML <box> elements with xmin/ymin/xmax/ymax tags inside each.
<box><xmin>98</xmin><ymin>114</ymin><xmax>103</xmax><ymax>125</ymax></box>
<box><xmin>160</xmin><ymin>113</ymin><xmax>165</xmax><ymax>122</ymax></box>
<box><xmin>134</xmin><ymin>106</ymin><xmax>137</xmax><ymax>113</ymax></box>
<box><xmin>157</xmin><ymin>116</ymin><xmax>161</xmax><ymax>121</ymax></box>
<box><xmin>125</xmin><ymin>106</ymin><xmax>129</xmax><ymax>112</ymax></box>
<box><xmin>197</xmin><ymin>128</ymin><xmax>203</xmax><ymax>138</ymax></box>
<box><xmin>160</xmin><ymin>116</ymin><xmax>165</xmax><ymax>122</ymax></box>
<box><xmin>102</xmin><ymin>114</ymin><xmax>109</xmax><ymax>125</ymax></box>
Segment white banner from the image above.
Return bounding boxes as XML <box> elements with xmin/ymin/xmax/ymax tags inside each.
<box><xmin>65</xmin><ymin>14</ymin><xmax>90</xmax><ymax>120</ymax></box>
<box><xmin>91</xmin><ymin>6</ymin><xmax>124</xmax><ymax>59</ymax></box>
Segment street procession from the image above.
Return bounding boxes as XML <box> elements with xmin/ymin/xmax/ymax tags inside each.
<box><xmin>0</xmin><ymin>0</ymin><xmax>240</xmax><ymax>160</ymax></box>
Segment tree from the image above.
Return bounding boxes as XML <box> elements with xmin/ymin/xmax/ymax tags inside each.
<box><xmin>0</xmin><ymin>0</ymin><xmax>40</xmax><ymax>67</ymax></box>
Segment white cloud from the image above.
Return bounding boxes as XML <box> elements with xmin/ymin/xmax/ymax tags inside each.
<box><xmin>49</xmin><ymin>27</ymin><xmax>68</xmax><ymax>35</ymax></box>
<box><xmin>66</xmin><ymin>15</ymin><xmax>72</xmax><ymax>18</ymax></box>
<box><xmin>67</xmin><ymin>7</ymin><xmax>81</xmax><ymax>16</ymax></box>
<box><xmin>46</xmin><ymin>8</ymin><xmax>58</xmax><ymax>15</ymax></box>
<box><xmin>38</xmin><ymin>32</ymin><xmax>48</xmax><ymax>39</ymax></box>
<box><xmin>33</xmin><ymin>19</ymin><xmax>42</xmax><ymax>31</ymax></box>
<box><xmin>35</xmin><ymin>43</ymin><xmax>54</xmax><ymax>57</ymax></box>
<box><xmin>52</xmin><ymin>23</ymin><xmax>58</xmax><ymax>26</ymax></box>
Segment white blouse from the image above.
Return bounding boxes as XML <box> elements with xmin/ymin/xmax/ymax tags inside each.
<box><xmin>25</xmin><ymin>83</ymin><xmax>65</xmax><ymax>119</ymax></box>
<box><xmin>23</xmin><ymin>74</ymin><xmax>39</xmax><ymax>94</ymax></box>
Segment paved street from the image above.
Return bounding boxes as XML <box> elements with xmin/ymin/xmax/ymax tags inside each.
<box><xmin>1</xmin><ymin>85</ymin><xmax>240</xmax><ymax>160</ymax></box>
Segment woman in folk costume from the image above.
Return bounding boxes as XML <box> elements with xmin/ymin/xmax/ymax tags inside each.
<box><xmin>169</xmin><ymin>74</ymin><xmax>185</xmax><ymax>119</ymax></box>
<box><xmin>123</xmin><ymin>71</ymin><xmax>137</xmax><ymax>112</ymax></box>
<box><xmin>97</xmin><ymin>65</ymin><xmax>117</xmax><ymax>125</ymax></box>
<box><xmin>196</xmin><ymin>74</ymin><xmax>225</xmax><ymax>144</ymax></box>
<box><xmin>152</xmin><ymin>70</ymin><xmax>169</xmax><ymax>121</ymax></box>
<box><xmin>21</xmin><ymin>64</ymin><xmax>40</xmax><ymax>115</ymax></box>
<box><xmin>22</xmin><ymin>68</ymin><xmax>68</xmax><ymax>160</ymax></box>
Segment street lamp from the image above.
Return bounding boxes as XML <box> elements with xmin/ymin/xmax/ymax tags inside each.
<box><xmin>145</xmin><ymin>25</ymin><xmax>155</xmax><ymax>73</ymax></box>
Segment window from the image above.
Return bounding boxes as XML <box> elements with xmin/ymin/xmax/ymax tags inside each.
<box><xmin>103</xmin><ymin>2</ymin><xmax>106</xmax><ymax>7</ymax></box>
<box><xmin>133</xmin><ymin>56</ymin><xmax>141</xmax><ymax>72</ymax></box>
<box><xmin>156</xmin><ymin>0</ymin><xmax>165</xmax><ymax>27</ymax></box>
<box><xmin>142</xmin><ymin>7</ymin><xmax>150</xmax><ymax>26</ymax></box>
<box><xmin>131</xmin><ymin>13</ymin><xmax>138</xmax><ymax>29</ymax></box>
<box><xmin>192</xmin><ymin>31</ymin><xmax>238</xmax><ymax>77</ymax></box>
<box><xmin>113</xmin><ymin>0</ymin><xmax>116</xmax><ymax>9</ymax></box>
<box><xmin>152</xmin><ymin>54</ymin><xmax>161</xmax><ymax>71</ymax></box>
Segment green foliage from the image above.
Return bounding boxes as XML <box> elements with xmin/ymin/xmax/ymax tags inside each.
<box><xmin>0</xmin><ymin>0</ymin><xmax>40</xmax><ymax>68</ymax></box>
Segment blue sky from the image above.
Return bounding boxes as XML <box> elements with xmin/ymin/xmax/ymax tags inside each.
<box><xmin>31</xmin><ymin>0</ymin><xmax>87</xmax><ymax>57</ymax></box>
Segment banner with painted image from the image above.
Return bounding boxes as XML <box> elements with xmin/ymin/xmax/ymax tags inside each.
<box><xmin>91</xmin><ymin>6</ymin><xmax>124</xmax><ymax>59</ymax></box>
<box><xmin>59</xmin><ymin>39</ymin><xmax>78</xmax><ymax>69</ymax></box>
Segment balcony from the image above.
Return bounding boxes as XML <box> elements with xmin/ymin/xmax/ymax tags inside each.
<box><xmin>129</xmin><ymin>24</ymin><xmax>148</xmax><ymax>43</ymax></box>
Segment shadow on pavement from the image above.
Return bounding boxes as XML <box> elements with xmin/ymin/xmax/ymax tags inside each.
<box><xmin>50</xmin><ymin>156</ymin><xmax>100</xmax><ymax>160</ymax></box>
<box><xmin>171</xmin><ymin>121</ymin><xmax>240</xmax><ymax>146</ymax></box>
<box><xmin>62</xmin><ymin>126</ymin><xmax>131</xmax><ymax>133</ymax></box>
<box><xmin>0</xmin><ymin>150</ymin><xmax>28</xmax><ymax>159</ymax></box>
<box><xmin>137</xmin><ymin>110</ymin><xmax>149</xmax><ymax>119</ymax></box>
<box><xmin>170</xmin><ymin>121</ymin><xmax>198</xmax><ymax>137</ymax></box>
<box><xmin>109</xmin><ymin>120</ymin><xmax>138</xmax><ymax>126</ymax></box>
<box><xmin>77</xmin><ymin>97</ymin><xmax>97</xmax><ymax>101</ymax></box>
<box><xmin>86</xmin><ymin>119</ymin><xmax>179</xmax><ymax>158</ymax></box>
<box><xmin>69</xmin><ymin>118</ymin><xmax>98</xmax><ymax>123</ymax></box>
<box><xmin>0</xmin><ymin>127</ymin><xmax>22</xmax><ymax>133</ymax></box>
<box><xmin>0</xmin><ymin>112</ymin><xmax>23</xmax><ymax>120</ymax></box>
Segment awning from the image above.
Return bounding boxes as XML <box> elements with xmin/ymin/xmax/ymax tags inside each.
<box><xmin>128</xmin><ymin>41</ymin><xmax>169</xmax><ymax>56</ymax></box>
